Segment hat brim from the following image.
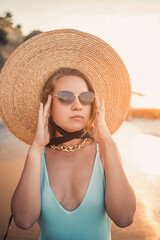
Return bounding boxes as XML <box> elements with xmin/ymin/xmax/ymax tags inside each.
<box><xmin>0</xmin><ymin>28</ymin><xmax>131</xmax><ymax>145</ymax></box>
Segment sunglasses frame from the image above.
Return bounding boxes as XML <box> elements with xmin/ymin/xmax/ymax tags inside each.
<box><xmin>53</xmin><ymin>90</ymin><xmax>96</xmax><ymax>105</ymax></box>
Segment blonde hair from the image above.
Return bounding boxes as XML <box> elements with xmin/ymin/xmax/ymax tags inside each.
<box><xmin>40</xmin><ymin>67</ymin><xmax>96</xmax><ymax>139</ymax></box>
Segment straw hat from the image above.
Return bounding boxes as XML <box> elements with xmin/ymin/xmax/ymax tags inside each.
<box><xmin>0</xmin><ymin>28</ymin><xmax>131</xmax><ymax>145</ymax></box>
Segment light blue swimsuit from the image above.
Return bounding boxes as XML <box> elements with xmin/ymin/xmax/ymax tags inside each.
<box><xmin>38</xmin><ymin>143</ymin><xmax>111</xmax><ymax>240</ymax></box>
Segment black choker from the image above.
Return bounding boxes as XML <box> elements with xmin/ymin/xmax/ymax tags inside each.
<box><xmin>46</xmin><ymin>117</ymin><xmax>93</xmax><ymax>146</ymax></box>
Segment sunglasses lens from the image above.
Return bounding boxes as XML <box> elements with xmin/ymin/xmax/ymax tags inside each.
<box><xmin>57</xmin><ymin>91</ymin><xmax>74</xmax><ymax>104</ymax></box>
<box><xmin>80</xmin><ymin>92</ymin><xmax>95</xmax><ymax>104</ymax></box>
<box><xmin>56</xmin><ymin>91</ymin><xmax>95</xmax><ymax>105</ymax></box>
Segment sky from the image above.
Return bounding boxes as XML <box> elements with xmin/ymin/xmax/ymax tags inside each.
<box><xmin>1</xmin><ymin>0</ymin><xmax>160</xmax><ymax>108</ymax></box>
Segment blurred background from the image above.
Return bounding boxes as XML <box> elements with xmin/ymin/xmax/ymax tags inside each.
<box><xmin>0</xmin><ymin>0</ymin><xmax>160</xmax><ymax>239</ymax></box>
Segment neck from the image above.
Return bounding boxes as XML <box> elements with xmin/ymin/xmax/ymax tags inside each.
<box><xmin>55</xmin><ymin>131</ymin><xmax>86</xmax><ymax>146</ymax></box>
<box><xmin>47</xmin><ymin>118</ymin><xmax>93</xmax><ymax>147</ymax></box>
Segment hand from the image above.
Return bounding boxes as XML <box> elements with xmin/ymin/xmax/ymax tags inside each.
<box><xmin>90</xmin><ymin>96</ymin><xmax>112</xmax><ymax>144</ymax></box>
<box><xmin>32</xmin><ymin>95</ymin><xmax>52</xmax><ymax>148</ymax></box>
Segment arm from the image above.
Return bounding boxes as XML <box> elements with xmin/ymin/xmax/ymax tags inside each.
<box><xmin>100</xmin><ymin>137</ymin><xmax>136</xmax><ymax>228</ymax></box>
<box><xmin>11</xmin><ymin>95</ymin><xmax>52</xmax><ymax>229</ymax></box>
<box><xmin>11</xmin><ymin>144</ymin><xmax>44</xmax><ymax>229</ymax></box>
<box><xmin>90</xmin><ymin>97</ymin><xmax>136</xmax><ymax>228</ymax></box>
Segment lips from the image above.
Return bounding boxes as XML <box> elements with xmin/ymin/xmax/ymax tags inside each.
<box><xmin>71</xmin><ymin>115</ymin><xmax>84</xmax><ymax>118</ymax></box>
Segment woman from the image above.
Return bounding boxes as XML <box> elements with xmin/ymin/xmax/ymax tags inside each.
<box><xmin>1</xmin><ymin>29</ymin><xmax>136</xmax><ymax>240</ymax></box>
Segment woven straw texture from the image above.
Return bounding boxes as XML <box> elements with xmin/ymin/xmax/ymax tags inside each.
<box><xmin>0</xmin><ymin>28</ymin><xmax>131</xmax><ymax>145</ymax></box>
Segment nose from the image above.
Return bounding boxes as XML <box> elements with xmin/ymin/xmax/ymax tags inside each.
<box><xmin>71</xmin><ymin>94</ymin><xmax>82</xmax><ymax>110</ymax></box>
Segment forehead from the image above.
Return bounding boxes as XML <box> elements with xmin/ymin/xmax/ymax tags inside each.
<box><xmin>54</xmin><ymin>75</ymin><xmax>89</xmax><ymax>93</ymax></box>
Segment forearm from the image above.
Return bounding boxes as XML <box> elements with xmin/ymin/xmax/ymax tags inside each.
<box><xmin>11</xmin><ymin>144</ymin><xmax>44</xmax><ymax>229</ymax></box>
<box><xmin>100</xmin><ymin>137</ymin><xmax>136</xmax><ymax>228</ymax></box>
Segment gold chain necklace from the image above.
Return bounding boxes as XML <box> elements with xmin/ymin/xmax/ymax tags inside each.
<box><xmin>50</xmin><ymin>138</ymin><xmax>89</xmax><ymax>152</ymax></box>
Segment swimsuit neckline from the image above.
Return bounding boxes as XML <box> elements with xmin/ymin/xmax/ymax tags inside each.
<box><xmin>43</xmin><ymin>143</ymin><xmax>99</xmax><ymax>214</ymax></box>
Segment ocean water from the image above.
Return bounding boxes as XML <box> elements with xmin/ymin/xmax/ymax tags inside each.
<box><xmin>113</xmin><ymin>118</ymin><xmax>160</xmax><ymax>233</ymax></box>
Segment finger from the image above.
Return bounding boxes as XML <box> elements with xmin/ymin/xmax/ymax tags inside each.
<box><xmin>37</xmin><ymin>102</ymin><xmax>44</xmax><ymax>126</ymax></box>
<box><xmin>43</xmin><ymin>95</ymin><xmax>52</xmax><ymax>119</ymax></box>
<box><xmin>95</xmin><ymin>96</ymin><xmax>101</xmax><ymax>113</ymax></box>
<box><xmin>95</xmin><ymin>95</ymin><xmax>100</xmax><ymax>109</ymax></box>
<box><xmin>100</xmin><ymin>99</ymin><xmax>105</xmax><ymax>113</ymax></box>
<box><xmin>44</xmin><ymin>113</ymin><xmax>49</xmax><ymax>127</ymax></box>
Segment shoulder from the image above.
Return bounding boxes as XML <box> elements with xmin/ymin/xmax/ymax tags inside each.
<box><xmin>80</xmin><ymin>139</ymin><xmax>105</xmax><ymax>171</ymax></box>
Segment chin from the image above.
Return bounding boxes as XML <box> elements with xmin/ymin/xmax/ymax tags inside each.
<box><xmin>65</xmin><ymin>123</ymin><xmax>86</xmax><ymax>132</ymax></box>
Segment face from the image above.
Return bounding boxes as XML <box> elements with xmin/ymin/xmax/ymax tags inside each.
<box><xmin>50</xmin><ymin>75</ymin><xmax>92</xmax><ymax>136</ymax></box>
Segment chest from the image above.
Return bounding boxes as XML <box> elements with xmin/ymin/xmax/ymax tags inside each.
<box><xmin>44</xmin><ymin>146</ymin><xmax>105</xmax><ymax>212</ymax></box>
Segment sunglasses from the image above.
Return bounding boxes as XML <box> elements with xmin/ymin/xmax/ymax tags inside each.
<box><xmin>53</xmin><ymin>90</ymin><xmax>96</xmax><ymax>105</ymax></box>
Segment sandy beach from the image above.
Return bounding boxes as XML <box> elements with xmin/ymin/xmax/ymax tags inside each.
<box><xmin>0</xmin><ymin>118</ymin><xmax>160</xmax><ymax>240</ymax></box>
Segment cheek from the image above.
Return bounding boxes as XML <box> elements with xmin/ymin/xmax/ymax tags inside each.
<box><xmin>51</xmin><ymin>102</ymin><xmax>69</xmax><ymax>120</ymax></box>
<box><xmin>85</xmin><ymin>105</ymin><xmax>92</xmax><ymax>119</ymax></box>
